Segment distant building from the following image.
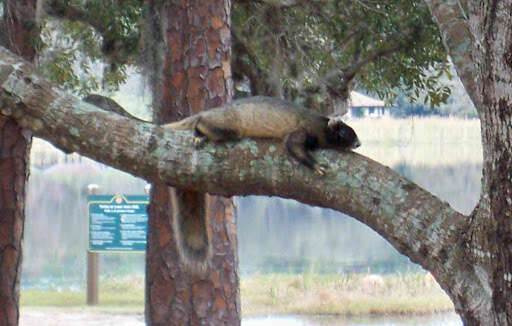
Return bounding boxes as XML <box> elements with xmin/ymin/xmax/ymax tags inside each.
<box><xmin>346</xmin><ymin>91</ymin><xmax>388</xmax><ymax>119</ymax></box>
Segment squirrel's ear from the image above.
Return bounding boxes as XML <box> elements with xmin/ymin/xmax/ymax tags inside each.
<box><xmin>327</xmin><ymin>119</ymin><xmax>349</xmax><ymax>136</ymax></box>
<box><xmin>327</xmin><ymin>116</ymin><xmax>344</xmax><ymax>127</ymax></box>
<box><xmin>327</xmin><ymin>119</ymin><xmax>340</xmax><ymax>129</ymax></box>
<box><xmin>327</xmin><ymin>118</ymin><xmax>337</xmax><ymax>130</ymax></box>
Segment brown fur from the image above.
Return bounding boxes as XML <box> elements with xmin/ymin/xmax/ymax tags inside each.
<box><xmin>163</xmin><ymin>96</ymin><xmax>361</xmax><ymax>175</ymax></box>
<box><xmin>170</xmin><ymin>188</ymin><xmax>211</xmax><ymax>275</ymax></box>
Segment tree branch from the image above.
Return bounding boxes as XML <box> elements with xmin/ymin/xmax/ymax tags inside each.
<box><xmin>234</xmin><ymin>0</ymin><xmax>307</xmax><ymax>7</ymax></box>
<box><xmin>0</xmin><ymin>45</ymin><xmax>468</xmax><ymax>278</ymax></box>
<box><xmin>422</xmin><ymin>0</ymin><xmax>482</xmax><ymax>108</ymax></box>
<box><xmin>347</xmin><ymin>45</ymin><xmax>404</xmax><ymax>81</ymax></box>
<box><xmin>322</xmin><ymin>43</ymin><xmax>403</xmax><ymax>102</ymax></box>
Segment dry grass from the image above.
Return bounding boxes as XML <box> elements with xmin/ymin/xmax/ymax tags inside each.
<box><xmin>349</xmin><ymin>116</ymin><xmax>482</xmax><ymax>166</ymax></box>
<box><xmin>240</xmin><ymin>273</ymin><xmax>453</xmax><ymax>317</ymax></box>
<box><xmin>349</xmin><ymin>116</ymin><xmax>481</xmax><ymax>145</ymax></box>
<box><xmin>21</xmin><ymin>276</ymin><xmax>143</xmax><ymax>309</ymax></box>
<box><xmin>21</xmin><ymin>273</ymin><xmax>453</xmax><ymax>317</ymax></box>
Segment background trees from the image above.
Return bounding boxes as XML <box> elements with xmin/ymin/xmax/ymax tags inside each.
<box><xmin>16</xmin><ymin>1</ymin><xmax>455</xmax><ymax>112</ymax></box>
<box><xmin>232</xmin><ymin>1</ymin><xmax>450</xmax><ymax>113</ymax></box>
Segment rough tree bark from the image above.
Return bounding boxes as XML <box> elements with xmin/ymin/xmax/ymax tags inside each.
<box><xmin>0</xmin><ymin>1</ymin><xmax>37</xmax><ymax>325</ymax></box>
<box><xmin>145</xmin><ymin>1</ymin><xmax>240</xmax><ymax>325</ymax></box>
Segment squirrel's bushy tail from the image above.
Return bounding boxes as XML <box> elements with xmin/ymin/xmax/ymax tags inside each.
<box><xmin>162</xmin><ymin>116</ymin><xmax>198</xmax><ymax>130</ymax></box>
<box><xmin>171</xmin><ymin>188</ymin><xmax>211</xmax><ymax>274</ymax></box>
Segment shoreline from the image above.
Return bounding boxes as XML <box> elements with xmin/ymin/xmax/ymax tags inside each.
<box><xmin>21</xmin><ymin>273</ymin><xmax>454</xmax><ymax>318</ymax></box>
<box><xmin>19</xmin><ymin>308</ymin><xmax>459</xmax><ymax>326</ymax></box>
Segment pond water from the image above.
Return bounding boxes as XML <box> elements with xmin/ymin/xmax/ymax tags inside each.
<box><xmin>23</xmin><ymin>147</ymin><xmax>482</xmax><ymax>282</ymax></box>
<box><xmin>21</xmin><ymin>120</ymin><xmax>481</xmax><ymax>324</ymax></box>
<box><xmin>20</xmin><ymin>310</ymin><xmax>461</xmax><ymax>326</ymax></box>
<box><xmin>242</xmin><ymin>313</ymin><xmax>462</xmax><ymax>326</ymax></box>
<box><xmin>243</xmin><ymin>313</ymin><xmax>461</xmax><ymax>326</ymax></box>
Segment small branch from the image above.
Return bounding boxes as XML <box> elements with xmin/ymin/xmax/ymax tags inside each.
<box><xmin>235</xmin><ymin>0</ymin><xmax>333</xmax><ymax>8</ymax></box>
<box><xmin>337</xmin><ymin>29</ymin><xmax>364</xmax><ymax>54</ymax></box>
<box><xmin>83</xmin><ymin>94</ymin><xmax>147</xmax><ymax>122</ymax></box>
<box><xmin>235</xmin><ymin>0</ymin><xmax>298</xmax><ymax>7</ymax></box>
<box><xmin>348</xmin><ymin>44</ymin><xmax>403</xmax><ymax>79</ymax></box>
<box><xmin>323</xmin><ymin>44</ymin><xmax>403</xmax><ymax>99</ymax></box>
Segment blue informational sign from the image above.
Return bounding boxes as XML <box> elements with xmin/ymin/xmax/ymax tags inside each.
<box><xmin>88</xmin><ymin>195</ymin><xmax>149</xmax><ymax>252</ymax></box>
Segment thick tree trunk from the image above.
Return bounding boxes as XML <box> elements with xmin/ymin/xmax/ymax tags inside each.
<box><xmin>445</xmin><ymin>97</ymin><xmax>512</xmax><ymax>326</ymax></box>
<box><xmin>0</xmin><ymin>119</ymin><xmax>31</xmax><ymax>326</ymax></box>
<box><xmin>0</xmin><ymin>1</ymin><xmax>37</xmax><ymax>325</ymax></box>
<box><xmin>424</xmin><ymin>1</ymin><xmax>512</xmax><ymax>325</ymax></box>
<box><xmin>146</xmin><ymin>189</ymin><xmax>239</xmax><ymax>325</ymax></box>
<box><xmin>470</xmin><ymin>110</ymin><xmax>512</xmax><ymax>325</ymax></box>
<box><xmin>145</xmin><ymin>1</ymin><xmax>240</xmax><ymax>325</ymax></box>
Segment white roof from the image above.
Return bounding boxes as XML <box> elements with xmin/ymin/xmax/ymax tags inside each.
<box><xmin>348</xmin><ymin>91</ymin><xmax>385</xmax><ymax>107</ymax></box>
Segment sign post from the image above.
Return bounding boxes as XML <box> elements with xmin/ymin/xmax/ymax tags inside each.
<box><xmin>86</xmin><ymin>188</ymin><xmax>149</xmax><ymax>305</ymax></box>
<box><xmin>86</xmin><ymin>250</ymin><xmax>99</xmax><ymax>305</ymax></box>
<box><xmin>86</xmin><ymin>184</ymin><xmax>99</xmax><ymax>305</ymax></box>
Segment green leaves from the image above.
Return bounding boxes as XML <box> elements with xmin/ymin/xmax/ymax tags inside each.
<box><xmin>232</xmin><ymin>0</ymin><xmax>450</xmax><ymax>110</ymax></box>
<box><xmin>39</xmin><ymin>0</ymin><xmax>451</xmax><ymax>109</ymax></box>
<box><xmin>40</xmin><ymin>0</ymin><xmax>142</xmax><ymax>94</ymax></box>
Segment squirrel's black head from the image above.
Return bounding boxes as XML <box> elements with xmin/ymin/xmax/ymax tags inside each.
<box><xmin>326</xmin><ymin>120</ymin><xmax>361</xmax><ymax>150</ymax></box>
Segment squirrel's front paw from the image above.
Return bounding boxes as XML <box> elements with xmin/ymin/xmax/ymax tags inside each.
<box><xmin>314</xmin><ymin>163</ymin><xmax>328</xmax><ymax>177</ymax></box>
<box><xmin>193</xmin><ymin>136</ymin><xmax>206</xmax><ymax>148</ymax></box>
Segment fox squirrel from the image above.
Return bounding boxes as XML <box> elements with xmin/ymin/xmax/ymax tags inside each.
<box><xmin>164</xmin><ymin>96</ymin><xmax>360</xmax><ymax>176</ymax></box>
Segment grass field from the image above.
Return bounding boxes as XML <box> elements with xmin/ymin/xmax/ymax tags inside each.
<box><xmin>349</xmin><ymin>116</ymin><xmax>482</xmax><ymax>166</ymax></box>
<box><xmin>21</xmin><ymin>273</ymin><xmax>453</xmax><ymax>317</ymax></box>
<box><xmin>241</xmin><ymin>273</ymin><xmax>453</xmax><ymax>316</ymax></box>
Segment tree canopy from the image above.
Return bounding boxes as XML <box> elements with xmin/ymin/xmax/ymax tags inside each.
<box><xmin>232</xmin><ymin>0</ymin><xmax>451</xmax><ymax>111</ymax></box>
<box><xmin>36</xmin><ymin>0</ymin><xmax>142</xmax><ymax>93</ymax></box>
<box><xmin>5</xmin><ymin>0</ymin><xmax>452</xmax><ymax>111</ymax></box>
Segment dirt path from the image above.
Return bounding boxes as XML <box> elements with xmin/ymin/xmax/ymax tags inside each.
<box><xmin>20</xmin><ymin>308</ymin><xmax>144</xmax><ymax>326</ymax></box>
